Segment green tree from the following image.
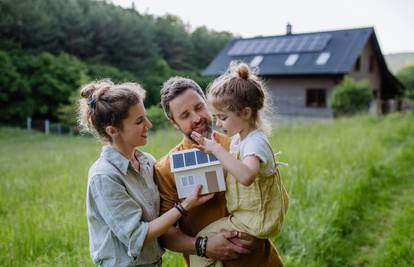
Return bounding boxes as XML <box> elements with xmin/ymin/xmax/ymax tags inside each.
<box><xmin>329</xmin><ymin>77</ymin><xmax>373</xmax><ymax>116</ymax></box>
<box><xmin>190</xmin><ymin>26</ymin><xmax>233</xmax><ymax>69</ymax></box>
<box><xmin>397</xmin><ymin>65</ymin><xmax>414</xmax><ymax>100</ymax></box>
<box><xmin>154</xmin><ymin>15</ymin><xmax>193</xmax><ymax>70</ymax></box>
<box><xmin>0</xmin><ymin>50</ymin><xmax>33</xmax><ymax>124</ymax></box>
<box><xmin>10</xmin><ymin>51</ymin><xmax>88</xmax><ymax>120</ymax></box>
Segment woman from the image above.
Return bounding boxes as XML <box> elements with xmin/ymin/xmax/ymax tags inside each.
<box><xmin>79</xmin><ymin>80</ymin><xmax>212</xmax><ymax>267</ymax></box>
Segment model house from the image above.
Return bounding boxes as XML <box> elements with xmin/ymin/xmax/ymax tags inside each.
<box><xmin>170</xmin><ymin>148</ymin><xmax>226</xmax><ymax>198</ymax></box>
<box><xmin>203</xmin><ymin>26</ymin><xmax>404</xmax><ymax>119</ymax></box>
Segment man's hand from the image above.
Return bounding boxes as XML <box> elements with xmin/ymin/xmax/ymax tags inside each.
<box><xmin>228</xmin><ymin>231</ymin><xmax>260</xmax><ymax>251</ymax></box>
<box><xmin>205</xmin><ymin>229</ymin><xmax>251</xmax><ymax>261</ymax></box>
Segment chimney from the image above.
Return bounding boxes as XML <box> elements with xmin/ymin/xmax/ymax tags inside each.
<box><xmin>286</xmin><ymin>22</ymin><xmax>292</xmax><ymax>35</ymax></box>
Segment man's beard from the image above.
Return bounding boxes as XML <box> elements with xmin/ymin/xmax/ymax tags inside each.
<box><xmin>183</xmin><ymin>118</ymin><xmax>212</xmax><ymax>143</ymax></box>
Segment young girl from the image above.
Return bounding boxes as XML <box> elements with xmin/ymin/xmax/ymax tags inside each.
<box><xmin>190</xmin><ymin>63</ymin><xmax>289</xmax><ymax>267</ymax></box>
<box><xmin>80</xmin><ymin>80</ymin><xmax>213</xmax><ymax>267</ymax></box>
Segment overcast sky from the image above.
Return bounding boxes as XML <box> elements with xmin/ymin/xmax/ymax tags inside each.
<box><xmin>112</xmin><ymin>0</ymin><xmax>414</xmax><ymax>54</ymax></box>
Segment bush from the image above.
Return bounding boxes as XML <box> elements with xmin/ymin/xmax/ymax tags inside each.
<box><xmin>146</xmin><ymin>104</ymin><xmax>171</xmax><ymax>131</ymax></box>
<box><xmin>397</xmin><ymin>65</ymin><xmax>414</xmax><ymax>100</ymax></box>
<box><xmin>329</xmin><ymin>77</ymin><xmax>373</xmax><ymax>116</ymax></box>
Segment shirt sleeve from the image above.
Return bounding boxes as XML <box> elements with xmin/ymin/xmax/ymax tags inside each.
<box><xmin>240</xmin><ymin>135</ymin><xmax>272</xmax><ymax>165</ymax></box>
<box><xmin>89</xmin><ymin>174</ymin><xmax>149</xmax><ymax>258</ymax></box>
<box><xmin>154</xmin><ymin>159</ymin><xmax>179</xmax><ymax>215</ymax></box>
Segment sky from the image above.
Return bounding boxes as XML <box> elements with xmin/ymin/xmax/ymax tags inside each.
<box><xmin>112</xmin><ymin>0</ymin><xmax>414</xmax><ymax>54</ymax></box>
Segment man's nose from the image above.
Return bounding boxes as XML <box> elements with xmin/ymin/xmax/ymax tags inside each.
<box><xmin>191</xmin><ymin>112</ymin><xmax>201</xmax><ymax>122</ymax></box>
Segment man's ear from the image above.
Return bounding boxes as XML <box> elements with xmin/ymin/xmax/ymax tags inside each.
<box><xmin>105</xmin><ymin>126</ymin><xmax>119</xmax><ymax>139</ymax></box>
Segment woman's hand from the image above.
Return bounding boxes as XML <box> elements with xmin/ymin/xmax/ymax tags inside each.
<box><xmin>191</xmin><ymin>131</ymin><xmax>221</xmax><ymax>155</ymax></box>
<box><xmin>181</xmin><ymin>184</ymin><xmax>215</xmax><ymax>211</ymax></box>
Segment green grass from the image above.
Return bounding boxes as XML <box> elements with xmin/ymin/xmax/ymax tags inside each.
<box><xmin>1</xmin><ymin>113</ymin><xmax>413</xmax><ymax>266</ymax></box>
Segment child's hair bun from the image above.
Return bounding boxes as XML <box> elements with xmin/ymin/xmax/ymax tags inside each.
<box><xmin>235</xmin><ymin>63</ymin><xmax>250</xmax><ymax>80</ymax></box>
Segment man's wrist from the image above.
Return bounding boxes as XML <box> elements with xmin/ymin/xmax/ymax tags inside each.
<box><xmin>195</xmin><ymin>236</ymin><xmax>208</xmax><ymax>257</ymax></box>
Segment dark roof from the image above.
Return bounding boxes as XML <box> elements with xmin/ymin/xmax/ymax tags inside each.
<box><xmin>203</xmin><ymin>27</ymin><xmax>379</xmax><ymax>76</ymax></box>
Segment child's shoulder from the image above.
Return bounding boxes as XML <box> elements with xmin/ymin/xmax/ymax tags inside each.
<box><xmin>243</xmin><ymin>129</ymin><xmax>269</xmax><ymax>146</ymax></box>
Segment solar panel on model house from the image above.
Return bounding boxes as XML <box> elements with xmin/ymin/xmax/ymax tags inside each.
<box><xmin>171</xmin><ymin>150</ymin><xmax>219</xmax><ymax>170</ymax></box>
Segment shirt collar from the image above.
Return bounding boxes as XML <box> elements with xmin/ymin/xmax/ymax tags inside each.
<box><xmin>101</xmin><ymin>145</ymin><xmax>131</xmax><ymax>175</ymax></box>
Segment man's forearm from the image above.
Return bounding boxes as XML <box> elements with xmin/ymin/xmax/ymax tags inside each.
<box><xmin>159</xmin><ymin>226</ymin><xmax>196</xmax><ymax>254</ymax></box>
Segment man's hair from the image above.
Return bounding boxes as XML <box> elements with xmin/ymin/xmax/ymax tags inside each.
<box><xmin>160</xmin><ymin>76</ymin><xmax>206</xmax><ymax>120</ymax></box>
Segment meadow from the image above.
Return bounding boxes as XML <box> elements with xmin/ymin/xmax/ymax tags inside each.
<box><xmin>1</xmin><ymin>113</ymin><xmax>413</xmax><ymax>267</ymax></box>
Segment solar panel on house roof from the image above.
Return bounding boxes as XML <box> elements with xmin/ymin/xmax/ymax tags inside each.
<box><xmin>171</xmin><ymin>149</ymin><xmax>220</xmax><ymax>170</ymax></box>
<box><xmin>184</xmin><ymin>151</ymin><xmax>196</xmax><ymax>166</ymax></box>
<box><xmin>172</xmin><ymin>154</ymin><xmax>184</xmax><ymax>168</ymax></box>
<box><xmin>227</xmin><ymin>34</ymin><xmax>332</xmax><ymax>56</ymax></box>
<box><xmin>209</xmin><ymin>154</ymin><xmax>218</xmax><ymax>162</ymax></box>
<box><xmin>196</xmin><ymin>150</ymin><xmax>209</xmax><ymax>164</ymax></box>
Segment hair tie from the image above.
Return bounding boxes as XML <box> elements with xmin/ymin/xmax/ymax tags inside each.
<box><xmin>87</xmin><ymin>95</ymin><xmax>97</xmax><ymax>109</ymax></box>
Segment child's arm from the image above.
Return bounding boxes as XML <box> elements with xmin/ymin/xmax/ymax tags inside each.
<box><xmin>144</xmin><ymin>185</ymin><xmax>214</xmax><ymax>245</ymax></box>
<box><xmin>191</xmin><ymin>131</ymin><xmax>260</xmax><ymax>186</ymax></box>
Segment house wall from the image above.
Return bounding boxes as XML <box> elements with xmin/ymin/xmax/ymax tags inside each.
<box><xmin>265</xmin><ymin>38</ymin><xmax>383</xmax><ymax>119</ymax></box>
<box><xmin>175</xmin><ymin>165</ymin><xmax>225</xmax><ymax>198</ymax></box>
<box><xmin>265</xmin><ymin>76</ymin><xmax>338</xmax><ymax>118</ymax></box>
<box><xmin>348</xmin><ymin>37</ymin><xmax>382</xmax><ymax>95</ymax></box>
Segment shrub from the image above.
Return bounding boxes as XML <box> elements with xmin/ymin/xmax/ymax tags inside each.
<box><xmin>329</xmin><ymin>77</ymin><xmax>373</xmax><ymax>116</ymax></box>
<box><xmin>397</xmin><ymin>64</ymin><xmax>414</xmax><ymax>100</ymax></box>
<box><xmin>146</xmin><ymin>104</ymin><xmax>171</xmax><ymax>131</ymax></box>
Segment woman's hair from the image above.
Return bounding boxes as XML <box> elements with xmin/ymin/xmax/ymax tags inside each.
<box><xmin>207</xmin><ymin>62</ymin><xmax>271</xmax><ymax>133</ymax></box>
<box><xmin>78</xmin><ymin>79</ymin><xmax>146</xmax><ymax>143</ymax></box>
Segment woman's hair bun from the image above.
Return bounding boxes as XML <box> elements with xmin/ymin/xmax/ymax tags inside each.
<box><xmin>80</xmin><ymin>80</ymin><xmax>113</xmax><ymax>99</ymax></box>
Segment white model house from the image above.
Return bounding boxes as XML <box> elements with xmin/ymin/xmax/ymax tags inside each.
<box><xmin>170</xmin><ymin>148</ymin><xmax>226</xmax><ymax>198</ymax></box>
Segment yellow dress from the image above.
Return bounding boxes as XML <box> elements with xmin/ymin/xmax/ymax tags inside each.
<box><xmin>190</xmin><ymin>130</ymin><xmax>289</xmax><ymax>267</ymax></box>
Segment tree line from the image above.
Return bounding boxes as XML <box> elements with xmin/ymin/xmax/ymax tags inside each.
<box><xmin>0</xmin><ymin>0</ymin><xmax>233</xmax><ymax>125</ymax></box>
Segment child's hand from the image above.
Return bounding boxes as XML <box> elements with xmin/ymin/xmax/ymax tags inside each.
<box><xmin>191</xmin><ymin>131</ymin><xmax>221</xmax><ymax>154</ymax></box>
<box><xmin>182</xmin><ymin>184</ymin><xmax>215</xmax><ymax>210</ymax></box>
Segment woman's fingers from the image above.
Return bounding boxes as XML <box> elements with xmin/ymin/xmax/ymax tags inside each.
<box><xmin>193</xmin><ymin>184</ymin><xmax>202</xmax><ymax>196</ymax></box>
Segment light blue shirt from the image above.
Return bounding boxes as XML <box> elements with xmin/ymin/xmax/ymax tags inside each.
<box><xmin>86</xmin><ymin>146</ymin><xmax>164</xmax><ymax>267</ymax></box>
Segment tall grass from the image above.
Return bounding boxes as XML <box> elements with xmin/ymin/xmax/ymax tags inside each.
<box><xmin>0</xmin><ymin>113</ymin><xmax>413</xmax><ymax>266</ymax></box>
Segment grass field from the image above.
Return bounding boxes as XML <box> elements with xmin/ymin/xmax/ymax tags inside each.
<box><xmin>1</xmin><ymin>113</ymin><xmax>413</xmax><ymax>267</ymax></box>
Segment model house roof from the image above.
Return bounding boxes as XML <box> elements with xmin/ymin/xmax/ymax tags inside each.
<box><xmin>170</xmin><ymin>149</ymin><xmax>220</xmax><ymax>173</ymax></box>
<box><xmin>203</xmin><ymin>27</ymin><xmax>384</xmax><ymax>76</ymax></box>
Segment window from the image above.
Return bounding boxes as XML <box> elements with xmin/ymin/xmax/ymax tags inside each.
<box><xmin>316</xmin><ymin>52</ymin><xmax>330</xmax><ymax>65</ymax></box>
<box><xmin>250</xmin><ymin>55</ymin><xmax>263</xmax><ymax>68</ymax></box>
<box><xmin>369</xmin><ymin>55</ymin><xmax>375</xmax><ymax>72</ymax></box>
<box><xmin>285</xmin><ymin>54</ymin><xmax>299</xmax><ymax>66</ymax></box>
<box><xmin>181</xmin><ymin>175</ymin><xmax>195</xmax><ymax>187</ymax></box>
<box><xmin>354</xmin><ymin>56</ymin><xmax>361</xmax><ymax>71</ymax></box>
<box><xmin>306</xmin><ymin>89</ymin><xmax>327</xmax><ymax>107</ymax></box>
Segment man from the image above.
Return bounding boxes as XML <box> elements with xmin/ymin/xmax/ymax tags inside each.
<box><xmin>154</xmin><ymin>77</ymin><xmax>283</xmax><ymax>266</ymax></box>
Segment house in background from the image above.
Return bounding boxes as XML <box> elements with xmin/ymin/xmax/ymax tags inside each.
<box><xmin>170</xmin><ymin>148</ymin><xmax>226</xmax><ymax>198</ymax></box>
<box><xmin>203</xmin><ymin>25</ymin><xmax>404</xmax><ymax>119</ymax></box>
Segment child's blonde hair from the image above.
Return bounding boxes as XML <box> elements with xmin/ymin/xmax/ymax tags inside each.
<box><xmin>207</xmin><ymin>62</ymin><xmax>271</xmax><ymax>133</ymax></box>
